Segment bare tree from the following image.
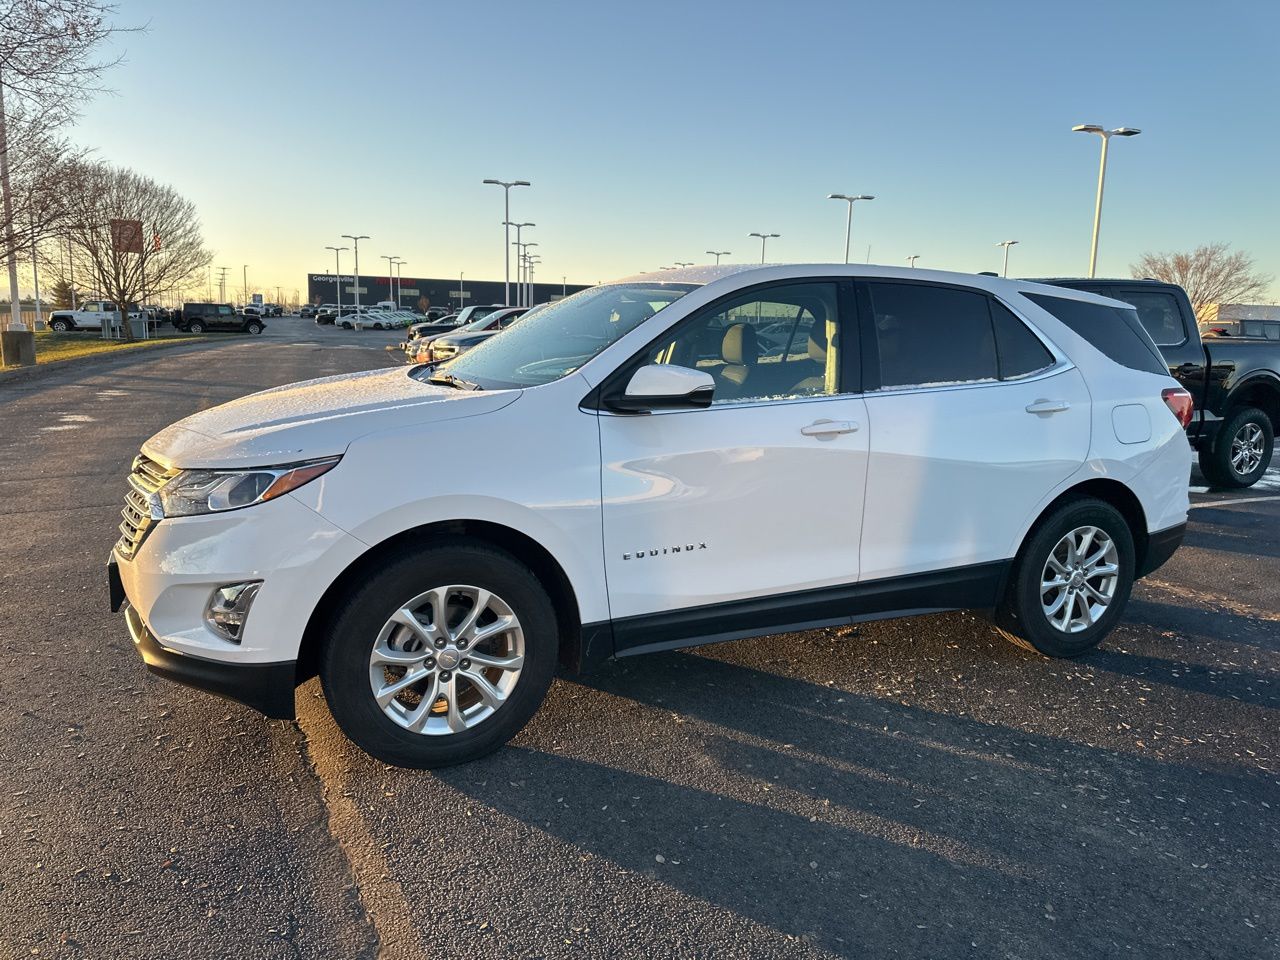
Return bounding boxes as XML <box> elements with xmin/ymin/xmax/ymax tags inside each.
<box><xmin>1</xmin><ymin>1</ymin><xmax>134</xmax><ymax>330</ymax></box>
<box><xmin>64</xmin><ymin>162</ymin><xmax>211</xmax><ymax>340</ymax></box>
<box><xmin>0</xmin><ymin>101</ymin><xmax>85</xmax><ymax>263</ymax></box>
<box><xmin>1131</xmin><ymin>243</ymin><xmax>1275</xmax><ymax>320</ymax></box>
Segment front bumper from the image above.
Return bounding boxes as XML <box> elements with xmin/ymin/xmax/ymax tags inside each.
<box><xmin>125</xmin><ymin>603</ymin><xmax>297</xmax><ymax>719</ymax></box>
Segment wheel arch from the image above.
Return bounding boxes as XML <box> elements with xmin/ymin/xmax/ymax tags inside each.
<box><xmin>1225</xmin><ymin>374</ymin><xmax>1280</xmax><ymax>429</ymax></box>
<box><xmin>1018</xmin><ymin>478</ymin><xmax>1149</xmax><ymax>574</ymax></box>
<box><xmin>295</xmin><ymin>518</ymin><xmax>584</xmax><ymax>685</ymax></box>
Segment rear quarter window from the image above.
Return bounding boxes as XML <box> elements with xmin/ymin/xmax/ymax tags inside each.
<box><xmin>1022</xmin><ymin>293</ymin><xmax>1168</xmax><ymax>377</ymax></box>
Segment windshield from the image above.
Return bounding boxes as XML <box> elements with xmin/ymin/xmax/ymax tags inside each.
<box><xmin>418</xmin><ymin>283</ymin><xmax>696</xmax><ymax>389</ymax></box>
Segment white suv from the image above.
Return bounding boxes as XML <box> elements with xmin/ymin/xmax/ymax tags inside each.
<box><xmin>109</xmin><ymin>265</ymin><xmax>1192</xmax><ymax>768</ymax></box>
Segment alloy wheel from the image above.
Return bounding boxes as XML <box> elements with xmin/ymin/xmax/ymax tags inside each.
<box><xmin>1040</xmin><ymin>525</ymin><xmax>1119</xmax><ymax>634</ymax></box>
<box><xmin>1231</xmin><ymin>422</ymin><xmax>1265</xmax><ymax>476</ymax></box>
<box><xmin>368</xmin><ymin>585</ymin><xmax>525</xmax><ymax>735</ymax></box>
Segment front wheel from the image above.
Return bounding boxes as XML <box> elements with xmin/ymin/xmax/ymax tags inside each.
<box><xmin>187</xmin><ymin>320</ymin><xmax>205</xmax><ymax>333</ymax></box>
<box><xmin>320</xmin><ymin>541</ymin><xmax>559</xmax><ymax>768</ymax></box>
<box><xmin>993</xmin><ymin>497</ymin><xmax>1135</xmax><ymax>658</ymax></box>
<box><xmin>50</xmin><ymin>318</ymin><xmax>71</xmax><ymax>332</ymax></box>
<box><xmin>245</xmin><ymin>320</ymin><xmax>263</xmax><ymax>335</ymax></box>
<box><xmin>1200</xmin><ymin>406</ymin><xmax>1273</xmax><ymax>489</ymax></box>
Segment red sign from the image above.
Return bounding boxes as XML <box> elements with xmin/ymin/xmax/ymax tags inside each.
<box><xmin>110</xmin><ymin>219</ymin><xmax>144</xmax><ymax>254</ymax></box>
<box><xmin>153</xmin><ymin>232</ymin><xmax>162</xmax><ymax>252</ymax></box>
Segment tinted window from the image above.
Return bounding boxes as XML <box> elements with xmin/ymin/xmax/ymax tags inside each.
<box><xmin>646</xmin><ymin>282</ymin><xmax>845</xmax><ymax>404</ymax></box>
<box><xmin>866</xmin><ymin>283</ymin><xmax>996</xmax><ymax>389</ymax></box>
<box><xmin>990</xmin><ymin>302</ymin><xmax>1055</xmax><ymax>379</ymax></box>
<box><xmin>1023</xmin><ymin>293</ymin><xmax>1167</xmax><ymax>376</ymax></box>
<box><xmin>1113</xmin><ymin>290</ymin><xmax>1186</xmax><ymax>346</ymax></box>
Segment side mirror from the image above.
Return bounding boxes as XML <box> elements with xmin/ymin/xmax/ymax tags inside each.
<box><xmin>609</xmin><ymin>364</ymin><xmax>715</xmax><ymax>413</ymax></box>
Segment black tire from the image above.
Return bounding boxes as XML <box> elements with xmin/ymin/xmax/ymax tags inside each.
<box><xmin>1199</xmin><ymin>406</ymin><xmax>1273</xmax><ymax>489</ymax></box>
<box><xmin>320</xmin><ymin>540</ymin><xmax>559</xmax><ymax>768</ymax></box>
<box><xmin>49</xmin><ymin>318</ymin><xmax>71</xmax><ymax>332</ymax></box>
<box><xmin>993</xmin><ymin>497</ymin><xmax>1135</xmax><ymax>658</ymax></box>
<box><xmin>341</xmin><ymin>320</ymin><xmax>352</xmax><ymax>330</ymax></box>
<box><xmin>187</xmin><ymin>320</ymin><xmax>205</xmax><ymax>333</ymax></box>
<box><xmin>246</xmin><ymin>320</ymin><xmax>263</xmax><ymax>335</ymax></box>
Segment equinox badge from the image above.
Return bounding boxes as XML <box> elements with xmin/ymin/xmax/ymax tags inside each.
<box><xmin>622</xmin><ymin>543</ymin><xmax>708</xmax><ymax>560</ymax></box>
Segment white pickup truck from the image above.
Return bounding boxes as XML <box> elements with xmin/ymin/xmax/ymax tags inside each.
<box><xmin>47</xmin><ymin>300</ymin><xmax>149</xmax><ymax>332</ymax></box>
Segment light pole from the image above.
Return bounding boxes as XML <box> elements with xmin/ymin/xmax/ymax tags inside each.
<box><xmin>395</xmin><ymin>260</ymin><xmax>405</xmax><ymax>306</ymax></box>
<box><xmin>523</xmin><ymin>243</ymin><xmax>539</xmax><ymax>307</ymax></box>
<box><xmin>325</xmin><ymin>245</ymin><xmax>347</xmax><ymax>315</ymax></box>
<box><xmin>907</xmin><ymin>255</ymin><xmax>920</xmax><ymax>268</ymax></box>
<box><xmin>1072</xmin><ymin>124</ymin><xmax>1141</xmax><ymax>278</ymax></box>
<box><xmin>242</xmin><ymin>265</ymin><xmax>249</xmax><ymax>305</ymax></box>
<box><xmin>706</xmin><ymin>250</ymin><xmax>731</xmax><ymax>264</ymax></box>
<box><xmin>459</xmin><ymin>271</ymin><xmax>465</xmax><ymax>311</ymax></box>
<box><xmin>749</xmin><ymin>232</ymin><xmax>779</xmax><ymax>263</ymax></box>
<box><xmin>674</xmin><ymin>260</ymin><xmax>693</xmax><ymax>268</ymax></box>
<box><xmin>827</xmin><ymin>194</ymin><xmax>875</xmax><ymax>264</ymax></box>
<box><xmin>996</xmin><ymin>240</ymin><xmax>1019</xmax><ymax>277</ymax></box>
<box><xmin>380</xmin><ymin>255</ymin><xmax>398</xmax><ymax>304</ymax></box>
<box><xmin>562</xmin><ymin>275</ymin><xmax>567</xmax><ymax>298</ymax></box>
<box><xmin>506</xmin><ymin>223</ymin><xmax>534</xmax><ymax>305</ymax></box>
<box><xmin>526</xmin><ymin>256</ymin><xmax>541</xmax><ymax>304</ymax></box>
<box><xmin>483</xmin><ymin>179</ymin><xmax>531</xmax><ymax>305</ymax></box>
<box><xmin>342</xmin><ymin>234</ymin><xmax>369</xmax><ymax>313</ymax></box>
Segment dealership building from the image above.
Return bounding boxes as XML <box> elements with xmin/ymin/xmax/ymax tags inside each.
<box><xmin>306</xmin><ymin>273</ymin><xmax>591</xmax><ymax>312</ymax></box>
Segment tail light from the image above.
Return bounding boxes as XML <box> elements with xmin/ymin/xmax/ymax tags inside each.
<box><xmin>1161</xmin><ymin>387</ymin><xmax>1194</xmax><ymax>428</ymax></box>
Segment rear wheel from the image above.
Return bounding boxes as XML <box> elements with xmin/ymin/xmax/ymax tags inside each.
<box><xmin>993</xmin><ymin>497</ymin><xmax>1135</xmax><ymax>658</ymax></box>
<box><xmin>1199</xmin><ymin>406</ymin><xmax>1273</xmax><ymax>489</ymax></box>
<box><xmin>320</xmin><ymin>541</ymin><xmax>558</xmax><ymax>768</ymax></box>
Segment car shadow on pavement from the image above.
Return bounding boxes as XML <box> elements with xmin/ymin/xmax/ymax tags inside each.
<box><xmin>434</xmin><ymin>652</ymin><xmax>1276</xmax><ymax>959</ymax></box>
<box><xmin>1123</xmin><ymin>597</ymin><xmax>1279</xmax><ymax>651</ymax></box>
<box><xmin>1088</xmin><ymin>648</ymin><xmax>1279</xmax><ymax>707</ymax></box>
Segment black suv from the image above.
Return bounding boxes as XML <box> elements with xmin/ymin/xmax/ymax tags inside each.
<box><xmin>176</xmin><ymin>302</ymin><xmax>266</xmax><ymax>335</ymax></box>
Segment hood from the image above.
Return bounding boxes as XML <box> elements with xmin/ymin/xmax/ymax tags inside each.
<box><xmin>142</xmin><ymin>366</ymin><xmax>519</xmax><ymax>469</ymax></box>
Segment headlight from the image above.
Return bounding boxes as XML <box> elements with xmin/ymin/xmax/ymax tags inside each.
<box><xmin>154</xmin><ymin>457</ymin><xmax>340</xmax><ymax>517</ymax></box>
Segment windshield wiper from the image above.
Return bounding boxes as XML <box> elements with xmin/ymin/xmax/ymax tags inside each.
<box><xmin>427</xmin><ymin>373</ymin><xmax>483</xmax><ymax>391</ymax></box>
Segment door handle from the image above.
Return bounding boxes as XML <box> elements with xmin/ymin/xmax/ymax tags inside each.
<box><xmin>801</xmin><ymin>419</ymin><xmax>859</xmax><ymax>439</ymax></box>
<box><xmin>1025</xmin><ymin>399</ymin><xmax>1070</xmax><ymax>414</ymax></box>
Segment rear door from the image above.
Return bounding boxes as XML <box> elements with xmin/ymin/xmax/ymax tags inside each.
<box><xmin>857</xmin><ymin>280</ymin><xmax>1091</xmax><ymax>581</ymax></box>
<box><xmin>214</xmin><ymin>305</ymin><xmax>237</xmax><ymax>330</ymax></box>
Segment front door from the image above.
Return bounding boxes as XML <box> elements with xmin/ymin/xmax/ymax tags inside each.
<box><xmin>597</xmin><ymin>280</ymin><xmax>870</xmax><ymax>652</ymax></box>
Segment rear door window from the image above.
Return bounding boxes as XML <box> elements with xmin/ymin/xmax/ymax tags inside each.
<box><xmin>990</xmin><ymin>302</ymin><xmax>1055</xmax><ymax>379</ymax></box>
<box><xmin>1022</xmin><ymin>293</ymin><xmax>1168</xmax><ymax>376</ymax></box>
<box><xmin>864</xmin><ymin>282</ymin><xmax>997</xmax><ymax>389</ymax></box>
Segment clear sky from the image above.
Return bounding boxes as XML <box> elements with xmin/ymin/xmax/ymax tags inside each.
<box><xmin>62</xmin><ymin>0</ymin><xmax>1280</xmax><ymax>302</ymax></box>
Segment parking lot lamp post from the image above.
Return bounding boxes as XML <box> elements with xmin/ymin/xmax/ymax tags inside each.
<box><xmin>907</xmin><ymin>255</ymin><xmax>920</xmax><ymax>268</ymax></box>
<box><xmin>749</xmin><ymin>232</ymin><xmax>779</xmax><ymax>263</ymax></box>
<box><xmin>342</xmin><ymin>235</ymin><xmax>369</xmax><ymax>313</ymax></box>
<box><xmin>380</xmin><ymin>255</ymin><xmax>398</xmax><ymax>303</ymax></box>
<box><xmin>1072</xmin><ymin>124</ymin><xmax>1141</xmax><ymax>278</ymax></box>
<box><xmin>506</xmin><ymin>223</ymin><xmax>534</xmax><ymax>305</ymax></box>
<box><xmin>997</xmin><ymin>240</ymin><xmax>1019</xmax><ymax>277</ymax></box>
<box><xmin>394</xmin><ymin>260</ymin><xmax>405</xmax><ymax>306</ymax></box>
<box><xmin>325</xmin><ymin>246</ymin><xmax>347</xmax><ymax>315</ymax></box>
<box><xmin>483</xmin><ymin>179</ymin><xmax>530</xmax><ymax>306</ymax></box>
<box><xmin>242</xmin><ymin>265</ymin><xmax>249</xmax><ymax>306</ymax></box>
<box><xmin>674</xmin><ymin>261</ymin><xmax>693</xmax><ymax>268</ymax></box>
<box><xmin>706</xmin><ymin>250</ymin><xmax>731</xmax><ymax>264</ymax></box>
<box><xmin>523</xmin><ymin>243</ymin><xmax>539</xmax><ymax>307</ymax></box>
<box><xmin>827</xmin><ymin>194</ymin><xmax>874</xmax><ymax>264</ymax></box>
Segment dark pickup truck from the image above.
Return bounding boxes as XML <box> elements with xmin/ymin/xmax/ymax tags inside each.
<box><xmin>1043</xmin><ymin>279</ymin><xmax>1279</xmax><ymax>488</ymax></box>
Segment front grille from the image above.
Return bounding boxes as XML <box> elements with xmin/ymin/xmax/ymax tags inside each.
<box><xmin>115</xmin><ymin>453</ymin><xmax>177</xmax><ymax>559</ymax></box>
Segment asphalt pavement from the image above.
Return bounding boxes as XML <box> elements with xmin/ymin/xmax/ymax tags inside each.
<box><xmin>1</xmin><ymin>326</ymin><xmax>1275</xmax><ymax>959</ymax></box>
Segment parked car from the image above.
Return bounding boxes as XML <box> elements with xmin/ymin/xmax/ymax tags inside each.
<box><xmin>300</xmin><ymin>305</ymin><xmax>318</xmax><ymax>319</ymax></box>
<box><xmin>242</xmin><ymin>305</ymin><xmax>265</xmax><ymax>319</ymax></box>
<box><xmin>1042</xmin><ymin>279</ymin><xmax>1280</xmax><ymax>488</ymax></box>
<box><xmin>176</xmin><ymin>302</ymin><xmax>265</xmax><ymax>334</ymax></box>
<box><xmin>415</xmin><ymin>307</ymin><xmax>530</xmax><ymax>363</ymax></box>
<box><xmin>47</xmin><ymin>300</ymin><xmax>148</xmax><ymax>332</ymax></box>
<box><xmin>110</xmin><ymin>265</ymin><xmax>1191</xmax><ymax>768</ymax></box>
